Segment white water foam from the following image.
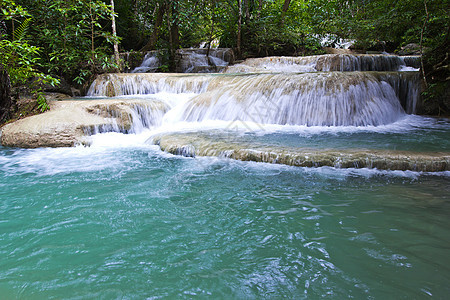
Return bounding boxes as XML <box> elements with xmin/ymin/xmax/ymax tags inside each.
<box><xmin>224</xmin><ymin>55</ymin><xmax>421</xmax><ymax>73</ymax></box>
<box><xmin>133</xmin><ymin>109</ymin><xmax>438</xmax><ymax>137</ymax></box>
<box><xmin>0</xmin><ymin>146</ymin><xmax>127</xmax><ymax>176</ymax></box>
<box><xmin>399</xmin><ymin>66</ymin><xmax>420</xmax><ymax>72</ymax></box>
<box><xmin>79</xmin><ymin>89</ymin><xmax>443</xmax><ymax>146</ymax></box>
<box><xmin>2</xmin><ymin>142</ymin><xmax>448</xmax><ymax>178</ymax></box>
<box><xmin>88</xmin><ymin>71</ymin><xmax>420</xmax><ymax>125</ymax></box>
<box><xmin>165</xmin><ymin>153</ymin><xmax>450</xmax><ymax>179</ymax></box>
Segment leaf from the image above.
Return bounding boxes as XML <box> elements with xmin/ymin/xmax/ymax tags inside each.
<box><xmin>36</xmin><ymin>94</ymin><xmax>50</xmax><ymax>112</ymax></box>
<box><xmin>13</xmin><ymin>17</ymin><xmax>32</xmax><ymax>41</ymax></box>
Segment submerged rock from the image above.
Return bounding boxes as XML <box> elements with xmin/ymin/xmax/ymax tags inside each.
<box><xmin>151</xmin><ymin>132</ymin><xmax>450</xmax><ymax>172</ymax></box>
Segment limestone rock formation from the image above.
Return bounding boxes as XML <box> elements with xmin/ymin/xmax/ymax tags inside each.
<box><xmin>0</xmin><ymin>99</ymin><xmax>165</xmax><ymax>148</ymax></box>
<box><xmin>151</xmin><ymin>132</ymin><xmax>450</xmax><ymax>172</ymax></box>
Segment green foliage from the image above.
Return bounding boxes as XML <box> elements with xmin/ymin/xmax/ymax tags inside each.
<box><xmin>420</xmin><ymin>34</ymin><xmax>450</xmax><ymax>115</ymax></box>
<box><xmin>1</xmin><ymin>38</ymin><xmax>38</xmax><ymax>83</ymax></box>
<box><xmin>0</xmin><ymin>0</ymin><xmax>447</xmax><ymax>93</ymax></box>
<box><xmin>1</xmin><ymin>1</ymin><xmax>59</xmax><ymax>111</ymax></box>
<box><xmin>12</xmin><ymin>0</ymin><xmax>120</xmax><ymax>86</ymax></box>
<box><xmin>36</xmin><ymin>93</ymin><xmax>49</xmax><ymax>111</ymax></box>
<box><xmin>306</xmin><ymin>0</ymin><xmax>449</xmax><ymax>52</ymax></box>
<box><xmin>214</xmin><ymin>0</ymin><xmax>324</xmax><ymax>57</ymax></box>
<box><xmin>0</xmin><ymin>0</ymin><xmax>29</xmax><ymax>20</ymax></box>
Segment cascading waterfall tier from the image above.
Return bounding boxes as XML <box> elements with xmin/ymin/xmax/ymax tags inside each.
<box><xmin>181</xmin><ymin>72</ymin><xmax>407</xmax><ymax>126</ymax></box>
<box><xmin>88</xmin><ymin>71</ymin><xmax>417</xmax><ymax>126</ymax></box>
<box><xmin>130</xmin><ymin>48</ymin><xmax>235</xmax><ymax>74</ymax></box>
<box><xmin>376</xmin><ymin>71</ymin><xmax>420</xmax><ymax>114</ymax></box>
<box><xmin>83</xmin><ymin>100</ymin><xmax>170</xmax><ymax>135</ymax></box>
<box><xmin>132</xmin><ymin>52</ymin><xmax>160</xmax><ymax>73</ymax></box>
<box><xmin>176</xmin><ymin>48</ymin><xmax>233</xmax><ymax>73</ymax></box>
<box><xmin>224</xmin><ymin>54</ymin><xmax>420</xmax><ymax>73</ymax></box>
<box><xmin>0</xmin><ymin>99</ymin><xmax>171</xmax><ymax>148</ymax></box>
<box><xmin>88</xmin><ymin>73</ymin><xmax>211</xmax><ymax>97</ymax></box>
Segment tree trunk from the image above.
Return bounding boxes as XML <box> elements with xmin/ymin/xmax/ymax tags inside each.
<box><xmin>206</xmin><ymin>0</ymin><xmax>216</xmax><ymax>59</ymax></box>
<box><xmin>89</xmin><ymin>3</ymin><xmax>95</xmax><ymax>71</ymax></box>
<box><xmin>0</xmin><ymin>66</ymin><xmax>13</xmax><ymax>124</ymax></box>
<box><xmin>280</xmin><ymin>0</ymin><xmax>291</xmax><ymax>24</ymax></box>
<box><xmin>237</xmin><ymin>0</ymin><xmax>242</xmax><ymax>59</ymax></box>
<box><xmin>110</xmin><ymin>0</ymin><xmax>120</xmax><ymax>70</ymax></box>
<box><xmin>141</xmin><ymin>2</ymin><xmax>167</xmax><ymax>52</ymax></box>
<box><xmin>420</xmin><ymin>0</ymin><xmax>429</xmax><ymax>88</ymax></box>
<box><xmin>170</xmin><ymin>22</ymin><xmax>180</xmax><ymax>51</ymax></box>
<box><xmin>243</xmin><ymin>0</ymin><xmax>250</xmax><ymax>21</ymax></box>
<box><xmin>166</xmin><ymin>2</ymin><xmax>179</xmax><ymax>72</ymax></box>
<box><xmin>0</xmin><ymin>21</ymin><xmax>6</xmax><ymax>40</ymax></box>
<box><xmin>257</xmin><ymin>0</ymin><xmax>262</xmax><ymax>18</ymax></box>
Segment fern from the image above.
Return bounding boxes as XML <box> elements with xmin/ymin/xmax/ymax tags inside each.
<box><xmin>1</xmin><ymin>18</ymin><xmax>33</xmax><ymax>68</ymax></box>
<box><xmin>36</xmin><ymin>93</ymin><xmax>50</xmax><ymax>112</ymax></box>
<box><xmin>13</xmin><ymin>18</ymin><xmax>32</xmax><ymax>41</ymax></box>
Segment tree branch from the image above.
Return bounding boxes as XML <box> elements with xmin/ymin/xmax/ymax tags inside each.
<box><xmin>420</xmin><ymin>0</ymin><xmax>429</xmax><ymax>88</ymax></box>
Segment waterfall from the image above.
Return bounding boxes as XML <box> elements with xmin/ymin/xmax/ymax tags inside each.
<box><xmin>81</xmin><ymin>99</ymin><xmax>170</xmax><ymax>135</ymax></box>
<box><xmin>5</xmin><ymin>54</ymin><xmax>443</xmax><ymax>172</ymax></box>
<box><xmin>224</xmin><ymin>54</ymin><xmax>420</xmax><ymax>73</ymax></box>
<box><xmin>87</xmin><ymin>53</ymin><xmax>420</xmax><ymax>127</ymax></box>
<box><xmin>127</xmin><ymin>103</ymin><xmax>168</xmax><ymax>133</ymax></box>
<box><xmin>132</xmin><ymin>52</ymin><xmax>160</xmax><ymax>73</ymax></box>
<box><xmin>375</xmin><ymin>72</ymin><xmax>420</xmax><ymax>114</ymax></box>
<box><xmin>176</xmin><ymin>48</ymin><xmax>233</xmax><ymax>73</ymax></box>
<box><xmin>180</xmin><ymin>72</ymin><xmax>406</xmax><ymax>126</ymax></box>
<box><xmin>87</xmin><ymin>73</ymin><xmax>210</xmax><ymax>97</ymax></box>
<box><xmin>88</xmin><ymin>73</ymin><xmax>416</xmax><ymax>126</ymax></box>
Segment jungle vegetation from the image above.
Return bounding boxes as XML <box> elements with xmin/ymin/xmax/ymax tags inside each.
<box><xmin>0</xmin><ymin>0</ymin><xmax>448</xmax><ymax>121</ymax></box>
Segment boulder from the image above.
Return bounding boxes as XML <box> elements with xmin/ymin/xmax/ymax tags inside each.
<box><xmin>0</xmin><ymin>98</ymin><xmax>163</xmax><ymax>148</ymax></box>
<box><xmin>397</xmin><ymin>43</ymin><xmax>423</xmax><ymax>56</ymax></box>
<box><xmin>41</xmin><ymin>75</ymin><xmax>74</xmax><ymax>96</ymax></box>
<box><xmin>324</xmin><ymin>47</ymin><xmax>353</xmax><ymax>55</ymax></box>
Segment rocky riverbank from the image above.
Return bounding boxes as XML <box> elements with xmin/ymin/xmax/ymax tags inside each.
<box><xmin>0</xmin><ymin>98</ymin><xmax>168</xmax><ymax>148</ymax></box>
<box><xmin>151</xmin><ymin>132</ymin><xmax>450</xmax><ymax>172</ymax></box>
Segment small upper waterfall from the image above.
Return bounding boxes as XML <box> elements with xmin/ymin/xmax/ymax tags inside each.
<box><xmin>88</xmin><ymin>53</ymin><xmax>421</xmax><ymax>129</ymax></box>
<box><xmin>176</xmin><ymin>48</ymin><xmax>234</xmax><ymax>73</ymax></box>
<box><xmin>131</xmin><ymin>48</ymin><xmax>235</xmax><ymax>73</ymax></box>
<box><xmin>88</xmin><ymin>73</ymin><xmax>210</xmax><ymax>96</ymax></box>
<box><xmin>224</xmin><ymin>54</ymin><xmax>420</xmax><ymax>73</ymax></box>
<box><xmin>132</xmin><ymin>52</ymin><xmax>160</xmax><ymax>73</ymax></box>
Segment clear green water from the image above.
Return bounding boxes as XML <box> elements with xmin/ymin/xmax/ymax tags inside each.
<box><xmin>150</xmin><ymin>115</ymin><xmax>450</xmax><ymax>153</ymax></box>
<box><xmin>183</xmin><ymin>118</ymin><xmax>450</xmax><ymax>153</ymax></box>
<box><xmin>0</xmin><ymin>142</ymin><xmax>449</xmax><ymax>299</ymax></box>
<box><xmin>253</xmin><ymin>120</ymin><xmax>450</xmax><ymax>152</ymax></box>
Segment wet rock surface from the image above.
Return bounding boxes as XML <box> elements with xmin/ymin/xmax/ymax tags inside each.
<box><xmin>152</xmin><ymin>132</ymin><xmax>450</xmax><ymax>172</ymax></box>
<box><xmin>0</xmin><ymin>99</ymin><xmax>164</xmax><ymax>148</ymax></box>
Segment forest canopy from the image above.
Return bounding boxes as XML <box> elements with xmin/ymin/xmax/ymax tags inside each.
<box><xmin>0</xmin><ymin>0</ymin><xmax>448</xmax><ymax>88</ymax></box>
